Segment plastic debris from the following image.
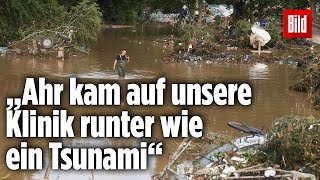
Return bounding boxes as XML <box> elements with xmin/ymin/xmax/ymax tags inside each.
<box><xmin>0</xmin><ymin>47</ymin><xmax>10</xmax><ymax>54</ymax></box>
<box><xmin>153</xmin><ymin>121</ymin><xmax>319</xmax><ymax>180</ymax></box>
<box><xmin>176</xmin><ymin>161</ymin><xmax>194</xmax><ymax>176</ymax></box>
<box><xmin>208</xmin><ymin>4</ymin><xmax>234</xmax><ymax>17</ymax></box>
<box><xmin>226</xmin><ymin>46</ymin><xmax>238</xmax><ymax>50</ymax></box>
<box><xmin>231</xmin><ymin>156</ymin><xmax>247</xmax><ymax>164</ymax></box>
<box><xmin>149</xmin><ymin>12</ymin><xmax>179</xmax><ymax>23</ymax></box>
<box><xmin>264</xmin><ymin>167</ymin><xmax>276</xmax><ymax>177</ymax></box>
<box><xmin>221</xmin><ymin>166</ymin><xmax>236</xmax><ymax>178</ymax></box>
<box><xmin>250</xmin><ymin>23</ymin><xmax>271</xmax><ymax>49</ymax></box>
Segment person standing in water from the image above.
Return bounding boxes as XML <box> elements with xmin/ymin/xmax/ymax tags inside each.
<box><xmin>113</xmin><ymin>49</ymin><xmax>130</xmax><ymax>78</ymax></box>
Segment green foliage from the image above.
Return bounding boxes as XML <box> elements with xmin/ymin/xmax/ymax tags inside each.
<box><xmin>148</xmin><ymin>0</ymin><xmax>196</xmax><ymax>13</ymax></box>
<box><xmin>290</xmin><ymin>65</ymin><xmax>320</xmax><ymax>108</ymax></box>
<box><xmin>68</xmin><ymin>0</ymin><xmax>102</xmax><ymax>45</ymax></box>
<box><xmin>252</xmin><ymin>116</ymin><xmax>320</xmax><ymax>175</ymax></box>
<box><xmin>19</xmin><ymin>0</ymin><xmax>67</xmax><ymax>39</ymax></box>
<box><xmin>57</xmin><ymin>0</ymin><xmax>80</xmax><ymax>9</ymax></box>
<box><xmin>229</xmin><ymin>20</ymin><xmax>292</xmax><ymax>48</ymax></box>
<box><xmin>0</xmin><ymin>0</ymin><xmax>65</xmax><ymax>45</ymax></box>
<box><xmin>0</xmin><ymin>0</ymin><xmax>101</xmax><ymax>46</ymax></box>
<box><xmin>97</xmin><ymin>0</ymin><xmax>148</xmax><ymax>23</ymax></box>
<box><xmin>230</xmin><ymin>20</ymin><xmax>251</xmax><ymax>47</ymax></box>
<box><xmin>30</xmin><ymin>0</ymin><xmax>318</xmax><ymax>25</ymax></box>
<box><xmin>97</xmin><ymin>0</ymin><xmax>196</xmax><ymax>23</ymax></box>
<box><xmin>265</xmin><ymin>22</ymin><xmax>289</xmax><ymax>49</ymax></box>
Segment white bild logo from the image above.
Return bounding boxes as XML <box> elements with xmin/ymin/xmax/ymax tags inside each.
<box><xmin>288</xmin><ymin>15</ymin><xmax>307</xmax><ymax>33</ymax></box>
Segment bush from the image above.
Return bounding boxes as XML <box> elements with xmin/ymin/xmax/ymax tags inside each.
<box><xmin>290</xmin><ymin>65</ymin><xmax>320</xmax><ymax>108</ymax></box>
<box><xmin>0</xmin><ymin>0</ymin><xmax>102</xmax><ymax>46</ymax></box>
<box><xmin>252</xmin><ymin>116</ymin><xmax>320</xmax><ymax>176</ymax></box>
<box><xmin>174</xmin><ymin>24</ymin><xmax>217</xmax><ymax>56</ymax></box>
<box><xmin>266</xmin><ymin>22</ymin><xmax>285</xmax><ymax>48</ymax></box>
<box><xmin>229</xmin><ymin>20</ymin><xmax>251</xmax><ymax>47</ymax></box>
<box><xmin>67</xmin><ymin>0</ymin><xmax>102</xmax><ymax>45</ymax></box>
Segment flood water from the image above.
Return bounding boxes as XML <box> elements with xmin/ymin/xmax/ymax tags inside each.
<box><xmin>0</xmin><ymin>25</ymin><xmax>319</xmax><ymax>180</ymax></box>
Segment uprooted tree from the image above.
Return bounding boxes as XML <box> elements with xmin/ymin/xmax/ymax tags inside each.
<box><xmin>0</xmin><ymin>0</ymin><xmax>102</xmax><ymax>46</ymax></box>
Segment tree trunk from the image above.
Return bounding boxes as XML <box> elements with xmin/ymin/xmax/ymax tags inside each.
<box><xmin>199</xmin><ymin>0</ymin><xmax>203</xmax><ymax>25</ymax></box>
<box><xmin>249</xmin><ymin>0</ymin><xmax>253</xmax><ymax>23</ymax></box>
<box><xmin>310</xmin><ymin>0</ymin><xmax>316</xmax><ymax>23</ymax></box>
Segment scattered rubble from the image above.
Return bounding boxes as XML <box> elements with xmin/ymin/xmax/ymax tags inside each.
<box><xmin>148</xmin><ymin>12</ymin><xmax>179</xmax><ymax>23</ymax></box>
<box><xmin>250</xmin><ymin>116</ymin><xmax>320</xmax><ymax>178</ymax></box>
<box><xmin>208</xmin><ymin>4</ymin><xmax>234</xmax><ymax>17</ymax></box>
<box><xmin>153</xmin><ymin>35</ymin><xmax>175</xmax><ymax>48</ymax></box>
<box><xmin>0</xmin><ymin>47</ymin><xmax>10</xmax><ymax>55</ymax></box>
<box><xmin>153</xmin><ymin>120</ymin><xmax>319</xmax><ymax>179</ymax></box>
<box><xmin>2</xmin><ymin>29</ymin><xmax>90</xmax><ymax>59</ymax></box>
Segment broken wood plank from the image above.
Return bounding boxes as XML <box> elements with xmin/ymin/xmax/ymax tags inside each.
<box><xmin>168</xmin><ymin>138</ymin><xmax>192</xmax><ymax>168</ymax></box>
<box><xmin>43</xmin><ymin>159</ymin><xmax>52</xmax><ymax>180</ymax></box>
<box><xmin>221</xmin><ymin>174</ymin><xmax>293</xmax><ymax>179</ymax></box>
<box><xmin>251</xmin><ymin>50</ymin><xmax>272</xmax><ymax>54</ymax></box>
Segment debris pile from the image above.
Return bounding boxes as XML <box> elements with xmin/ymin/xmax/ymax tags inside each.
<box><xmin>173</xmin><ymin>24</ymin><xmax>219</xmax><ymax>58</ymax></box>
<box><xmin>154</xmin><ymin>120</ymin><xmax>319</xmax><ymax>179</ymax></box>
<box><xmin>0</xmin><ymin>0</ymin><xmax>101</xmax><ymax>59</ymax></box>
<box><xmin>153</xmin><ymin>132</ymin><xmax>231</xmax><ymax>179</ymax></box>
<box><xmin>11</xmin><ymin>40</ymin><xmax>38</xmax><ymax>55</ymax></box>
<box><xmin>153</xmin><ymin>35</ymin><xmax>175</xmax><ymax>48</ymax></box>
<box><xmin>208</xmin><ymin>4</ymin><xmax>234</xmax><ymax>17</ymax></box>
<box><xmin>0</xmin><ymin>47</ymin><xmax>10</xmax><ymax>56</ymax></box>
<box><xmin>148</xmin><ymin>12</ymin><xmax>179</xmax><ymax>23</ymax></box>
<box><xmin>251</xmin><ymin>116</ymin><xmax>320</xmax><ymax>177</ymax></box>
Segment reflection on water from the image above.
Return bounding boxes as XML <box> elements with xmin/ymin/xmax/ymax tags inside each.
<box><xmin>249</xmin><ymin>63</ymin><xmax>269</xmax><ymax>80</ymax></box>
<box><xmin>0</xmin><ymin>25</ymin><xmax>319</xmax><ymax>180</ymax></box>
<box><xmin>57</xmin><ymin>70</ymin><xmax>156</xmax><ymax>80</ymax></box>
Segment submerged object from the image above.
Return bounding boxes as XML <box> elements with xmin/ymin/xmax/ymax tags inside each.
<box><xmin>250</xmin><ymin>23</ymin><xmax>271</xmax><ymax>49</ymax></box>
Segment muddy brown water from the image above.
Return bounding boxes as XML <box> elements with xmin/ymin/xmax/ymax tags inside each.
<box><xmin>0</xmin><ymin>25</ymin><xmax>319</xmax><ymax>180</ymax></box>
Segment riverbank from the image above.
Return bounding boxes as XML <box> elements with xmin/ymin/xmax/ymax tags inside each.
<box><xmin>163</xmin><ymin>46</ymin><xmax>315</xmax><ymax>66</ymax></box>
<box><xmin>151</xmin><ymin>22</ymin><xmax>320</xmax><ymax>109</ymax></box>
<box><xmin>152</xmin><ymin>24</ymin><xmax>318</xmax><ymax>67</ymax></box>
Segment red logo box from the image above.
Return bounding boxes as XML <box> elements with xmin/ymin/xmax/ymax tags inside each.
<box><xmin>283</xmin><ymin>10</ymin><xmax>312</xmax><ymax>38</ymax></box>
